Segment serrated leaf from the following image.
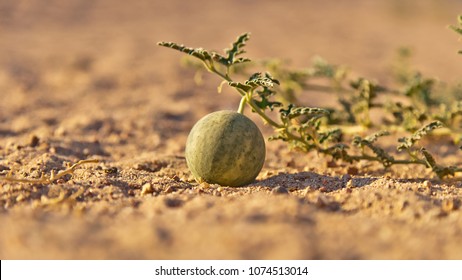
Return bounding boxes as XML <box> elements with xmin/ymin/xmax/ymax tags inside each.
<box><xmin>449</xmin><ymin>101</ymin><xmax>462</xmax><ymax>119</ymax></box>
<box><xmin>222</xmin><ymin>33</ymin><xmax>251</xmax><ymax>66</ymax></box>
<box><xmin>158</xmin><ymin>42</ymin><xmax>215</xmax><ymax>61</ymax></box>
<box><xmin>159</xmin><ymin>33</ymin><xmax>252</xmax><ymax>67</ymax></box>
<box><xmin>318</xmin><ymin>128</ymin><xmax>342</xmax><ymax>144</ymax></box>
<box><xmin>310</xmin><ymin>56</ymin><xmax>336</xmax><ymax>77</ymax></box>
<box><xmin>268</xmin><ymin>134</ymin><xmax>287</xmax><ymax>142</ymax></box>
<box><xmin>421</xmin><ymin>148</ymin><xmax>455</xmax><ymax>178</ymax></box>
<box><xmin>365</xmin><ymin>130</ymin><xmax>390</xmax><ymax>144</ymax></box>
<box><xmin>453</xmin><ymin>27</ymin><xmax>462</xmax><ymax>35</ymax></box>
<box><xmin>352</xmin><ymin>132</ymin><xmax>394</xmax><ymax>167</ymax></box>
<box><xmin>352</xmin><ymin>131</ymin><xmax>389</xmax><ymax>148</ymax></box>
<box><xmin>450</xmin><ymin>24</ymin><xmax>462</xmax><ymax>35</ymax></box>
<box><xmin>450</xmin><ymin>15</ymin><xmax>462</xmax><ymax>54</ymax></box>
<box><xmin>325</xmin><ymin>144</ymin><xmax>353</xmax><ymax>162</ymax></box>
<box><xmin>368</xmin><ymin>144</ymin><xmax>394</xmax><ymax>167</ymax></box>
<box><xmin>254</xmin><ymin>98</ymin><xmax>282</xmax><ymax>111</ymax></box>
<box><xmin>246</xmin><ymin>72</ymin><xmax>279</xmax><ymax>88</ymax></box>
<box><xmin>229</xmin><ymin>72</ymin><xmax>279</xmax><ymax>93</ymax></box>
<box><xmin>280</xmin><ymin>104</ymin><xmax>330</xmax><ymax>120</ymax></box>
<box><xmin>420</xmin><ymin>148</ymin><xmax>438</xmax><ymax>169</ymax></box>
<box><xmin>403</xmin><ymin>73</ymin><xmax>435</xmax><ymax>106</ymax></box>
<box><xmin>211</xmin><ymin>53</ymin><xmax>230</xmax><ymax>65</ymax></box>
<box><xmin>254</xmin><ymin>86</ymin><xmax>282</xmax><ymax>111</ymax></box>
<box><xmin>397</xmin><ymin>121</ymin><xmax>443</xmax><ymax>151</ymax></box>
<box><xmin>157</xmin><ymin>42</ymin><xmax>195</xmax><ymax>55</ymax></box>
<box><xmin>228</xmin><ymin>81</ymin><xmax>252</xmax><ymax>92</ymax></box>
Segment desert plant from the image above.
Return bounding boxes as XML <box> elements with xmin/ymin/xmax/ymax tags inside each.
<box><xmin>159</xmin><ymin>16</ymin><xmax>462</xmax><ymax>179</ymax></box>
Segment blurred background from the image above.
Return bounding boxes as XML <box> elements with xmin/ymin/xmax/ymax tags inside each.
<box><xmin>1</xmin><ymin>0</ymin><xmax>461</xmax><ymax>154</ymax></box>
<box><xmin>1</xmin><ymin>0</ymin><xmax>461</xmax><ymax>89</ymax></box>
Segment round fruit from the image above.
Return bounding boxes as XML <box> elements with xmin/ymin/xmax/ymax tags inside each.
<box><xmin>185</xmin><ymin>110</ymin><xmax>266</xmax><ymax>187</ymax></box>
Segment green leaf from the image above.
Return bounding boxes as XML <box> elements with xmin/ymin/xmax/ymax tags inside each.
<box><xmin>280</xmin><ymin>104</ymin><xmax>330</xmax><ymax>120</ymax></box>
<box><xmin>207</xmin><ymin>33</ymin><xmax>252</xmax><ymax>66</ymax></box>
<box><xmin>352</xmin><ymin>131</ymin><xmax>389</xmax><ymax>147</ymax></box>
<box><xmin>254</xmin><ymin>98</ymin><xmax>282</xmax><ymax>111</ymax></box>
<box><xmin>309</xmin><ymin>56</ymin><xmax>337</xmax><ymax>78</ymax></box>
<box><xmin>158</xmin><ymin>33</ymin><xmax>252</xmax><ymax>67</ymax></box>
<box><xmin>421</xmin><ymin>148</ymin><xmax>455</xmax><ymax>178</ymax></box>
<box><xmin>420</xmin><ymin>148</ymin><xmax>437</xmax><ymax>169</ymax></box>
<box><xmin>450</xmin><ymin>14</ymin><xmax>462</xmax><ymax>34</ymax></box>
<box><xmin>403</xmin><ymin>73</ymin><xmax>436</xmax><ymax>106</ymax></box>
<box><xmin>325</xmin><ymin>144</ymin><xmax>353</xmax><ymax>162</ymax></box>
<box><xmin>229</xmin><ymin>72</ymin><xmax>280</xmax><ymax>93</ymax></box>
<box><xmin>158</xmin><ymin>42</ymin><xmax>213</xmax><ymax>61</ymax></box>
<box><xmin>450</xmin><ymin>101</ymin><xmax>462</xmax><ymax>119</ymax></box>
<box><xmin>247</xmin><ymin>72</ymin><xmax>280</xmax><ymax>88</ymax></box>
<box><xmin>365</xmin><ymin>130</ymin><xmax>390</xmax><ymax>144</ymax></box>
<box><xmin>318</xmin><ymin>128</ymin><xmax>342</xmax><ymax>144</ymax></box>
<box><xmin>367</xmin><ymin>144</ymin><xmax>394</xmax><ymax>167</ymax></box>
<box><xmin>352</xmin><ymin>131</ymin><xmax>394</xmax><ymax>167</ymax></box>
<box><xmin>228</xmin><ymin>81</ymin><xmax>252</xmax><ymax>92</ymax></box>
<box><xmin>397</xmin><ymin>121</ymin><xmax>443</xmax><ymax>151</ymax></box>
<box><xmin>449</xmin><ymin>15</ymin><xmax>462</xmax><ymax>54</ymax></box>
<box><xmin>254</xmin><ymin>87</ymin><xmax>282</xmax><ymax>111</ymax></box>
<box><xmin>222</xmin><ymin>33</ymin><xmax>251</xmax><ymax>66</ymax></box>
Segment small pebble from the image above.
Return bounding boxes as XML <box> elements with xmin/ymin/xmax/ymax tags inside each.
<box><xmin>326</xmin><ymin>161</ymin><xmax>338</xmax><ymax>168</ymax></box>
<box><xmin>104</xmin><ymin>167</ymin><xmax>118</xmax><ymax>174</ymax></box>
<box><xmin>29</xmin><ymin>135</ymin><xmax>40</xmax><ymax>147</ymax></box>
<box><xmin>346</xmin><ymin>180</ymin><xmax>355</xmax><ymax>188</ymax></box>
<box><xmin>441</xmin><ymin>199</ymin><xmax>455</xmax><ymax>213</ymax></box>
<box><xmin>199</xmin><ymin>182</ymin><xmax>210</xmax><ymax>189</ymax></box>
<box><xmin>141</xmin><ymin>183</ymin><xmax>153</xmax><ymax>195</ymax></box>
<box><xmin>347</xmin><ymin>167</ymin><xmax>359</xmax><ymax>175</ymax></box>
<box><xmin>423</xmin><ymin>180</ymin><xmax>432</xmax><ymax>188</ymax></box>
<box><xmin>316</xmin><ymin>195</ymin><xmax>330</xmax><ymax>208</ymax></box>
<box><xmin>164</xmin><ymin>197</ymin><xmax>183</xmax><ymax>208</ymax></box>
<box><xmin>0</xmin><ymin>165</ymin><xmax>10</xmax><ymax>172</ymax></box>
<box><xmin>272</xmin><ymin>186</ymin><xmax>289</xmax><ymax>195</ymax></box>
<box><xmin>16</xmin><ymin>194</ymin><xmax>25</xmax><ymax>202</ymax></box>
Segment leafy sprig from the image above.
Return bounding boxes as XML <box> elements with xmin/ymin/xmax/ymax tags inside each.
<box><xmin>158</xmin><ymin>25</ymin><xmax>462</xmax><ymax>178</ymax></box>
<box><xmin>450</xmin><ymin>15</ymin><xmax>462</xmax><ymax>54</ymax></box>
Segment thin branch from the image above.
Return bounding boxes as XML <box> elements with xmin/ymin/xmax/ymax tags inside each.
<box><xmin>1</xmin><ymin>159</ymin><xmax>99</xmax><ymax>184</ymax></box>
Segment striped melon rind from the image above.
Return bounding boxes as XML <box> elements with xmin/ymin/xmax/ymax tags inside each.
<box><xmin>185</xmin><ymin>110</ymin><xmax>266</xmax><ymax>187</ymax></box>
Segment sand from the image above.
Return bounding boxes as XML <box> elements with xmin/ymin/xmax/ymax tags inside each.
<box><xmin>1</xmin><ymin>0</ymin><xmax>462</xmax><ymax>259</ymax></box>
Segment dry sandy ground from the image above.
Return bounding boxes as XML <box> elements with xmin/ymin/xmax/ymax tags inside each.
<box><xmin>1</xmin><ymin>0</ymin><xmax>462</xmax><ymax>259</ymax></box>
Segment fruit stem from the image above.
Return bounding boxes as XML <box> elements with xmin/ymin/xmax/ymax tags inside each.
<box><xmin>237</xmin><ymin>96</ymin><xmax>247</xmax><ymax>114</ymax></box>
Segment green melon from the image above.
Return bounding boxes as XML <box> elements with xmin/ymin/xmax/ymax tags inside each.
<box><xmin>185</xmin><ymin>110</ymin><xmax>266</xmax><ymax>187</ymax></box>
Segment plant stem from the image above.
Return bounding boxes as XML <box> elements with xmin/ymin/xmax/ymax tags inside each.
<box><xmin>246</xmin><ymin>98</ymin><xmax>284</xmax><ymax>128</ymax></box>
<box><xmin>237</xmin><ymin>97</ymin><xmax>247</xmax><ymax>114</ymax></box>
<box><xmin>207</xmin><ymin>61</ymin><xmax>284</xmax><ymax>127</ymax></box>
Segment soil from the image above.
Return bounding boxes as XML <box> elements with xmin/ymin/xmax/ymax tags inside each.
<box><xmin>1</xmin><ymin>0</ymin><xmax>462</xmax><ymax>259</ymax></box>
